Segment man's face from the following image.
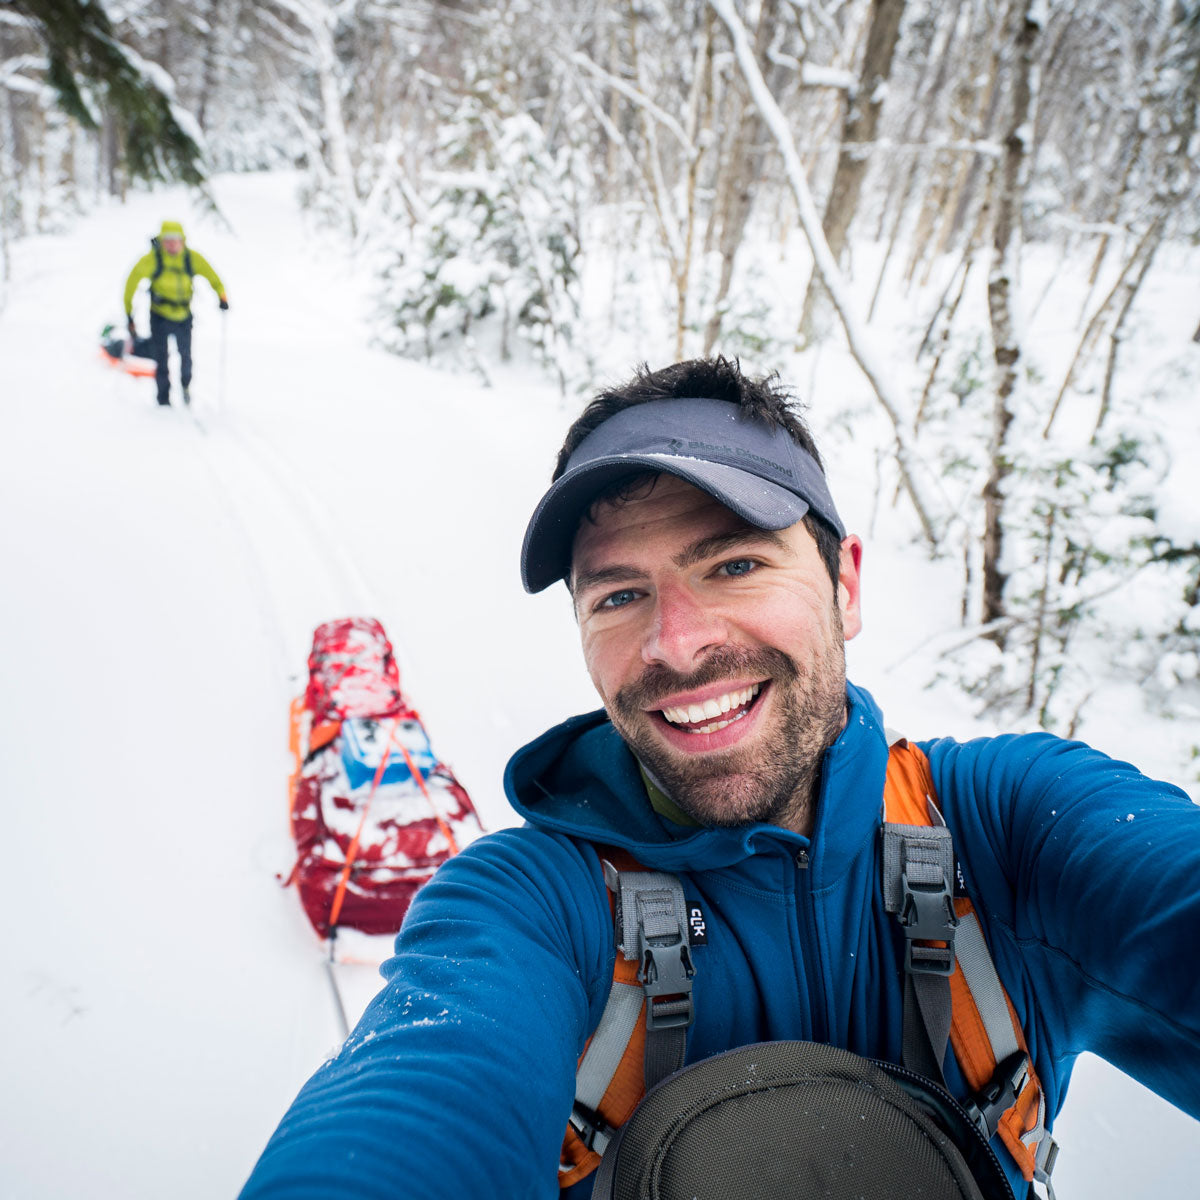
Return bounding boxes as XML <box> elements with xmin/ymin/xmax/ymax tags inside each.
<box><xmin>571</xmin><ymin>474</ymin><xmax>862</xmax><ymax>833</ymax></box>
<box><xmin>163</xmin><ymin>236</ymin><xmax>183</xmax><ymax>253</ymax></box>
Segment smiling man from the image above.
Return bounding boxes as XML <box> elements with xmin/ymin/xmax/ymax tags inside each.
<box><xmin>242</xmin><ymin>358</ymin><xmax>1200</xmax><ymax>1200</ymax></box>
<box><xmin>560</xmin><ymin>423</ymin><xmax>859</xmax><ymax>834</ymax></box>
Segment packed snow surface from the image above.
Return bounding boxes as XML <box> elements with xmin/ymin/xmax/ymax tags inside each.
<box><xmin>1</xmin><ymin>173</ymin><xmax>1196</xmax><ymax>1197</ymax></box>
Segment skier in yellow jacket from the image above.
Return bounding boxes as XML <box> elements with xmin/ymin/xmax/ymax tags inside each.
<box><xmin>123</xmin><ymin>220</ymin><xmax>228</xmax><ymax>407</ymax></box>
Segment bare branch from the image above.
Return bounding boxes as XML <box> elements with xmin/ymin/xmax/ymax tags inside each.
<box><xmin>709</xmin><ymin>0</ymin><xmax>944</xmax><ymax>550</ymax></box>
<box><xmin>569</xmin><ymin>49</ymin><xmax>698</xmax><ymax>158</ymax></box>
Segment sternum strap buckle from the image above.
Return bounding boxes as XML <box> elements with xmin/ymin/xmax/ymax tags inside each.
<box><xmin>883</xmin><ymin>824</ymin><xmax>959</xmax><ymax>975</ymax></box>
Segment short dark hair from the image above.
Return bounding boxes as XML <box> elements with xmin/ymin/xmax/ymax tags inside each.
<box><xmin>555</xmin><ymin>357</ymin><xmax>842</xmax><ymax>587</ymax></box>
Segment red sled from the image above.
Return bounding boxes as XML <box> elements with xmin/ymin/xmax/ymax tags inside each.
<box><xmin>99</xmin><ymin>324</ymin><xmax>158</xmax><ymax>378</ymax></box>
<box><xmin>286</xmin><ymin>617</ymin><xmax>484</xmax><ymax>940</ymax></box>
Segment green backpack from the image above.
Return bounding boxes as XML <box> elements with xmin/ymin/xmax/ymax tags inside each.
<box><xmin>590</xmin><ymin>1039</ymin><xmax>1016</xmax><ymax>1200</ymax></box>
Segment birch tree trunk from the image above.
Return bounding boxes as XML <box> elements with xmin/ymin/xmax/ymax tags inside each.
<box><xmin>799</xmin><ymin>0</ymin><xmax>906</xmax><ymax>340</ymax></box>
<box><xmin>99</xmin><ymin>109</ymin><xmax>121</xmax><ymax>198</ymax></box>
<box><xmin>621</xmin><ymin>0</ymin><xmax>693</xmax><ymax>359</ymax></box>
<box><xmin>270</xmin><ymin>0</ymin><xmax>359</xmax><ymax>236</ymax></box>
<box><xmin>701</xmin><ymin>0</ymin><xmax>777</xmax><ymax>356</ymax></box>
<box><xmin>981</xmin><ymin>0</ymin><xmax>1041</xmax><ymax>640</ymax></box>
<box><xmin>1042</xmin><ymin>217</ymin><xmax>1160</xmax><ymax>437</ymax></box>
<box><xmin>905</xmin><ymin>1</ymin><xmax>1003</xmax><ymax>287</ymax></box>
<box><xmin>195</xmin><ymin>0</ymin><xmax>224</xmax><ymax>133</ymax></box>
<box><xmin>0</xmin><ymin>85</ymin><xmax>11</xmax><ymax>288</ymax></box>
<box><xmin>1093</xmin><ymin>225</ymin><xmax>1163</xmax><ymax>439</ymax></box>
<box><xmin>914</xmin><ymin>177</ymin><xmax>994</xmax><ymax>432</ymax></box>
<box><xmin>710</xmin><ymin>0</ymin><xmax>943</xmax><ymax>549</ymax></box>
<box><xmin>1048</xmin><ymin>5</ymin><xmax>1199</xmax><ymax>437</ymax></box>
<box><xmin>866</xmin><ymin>0</ymin><xmax>966</xmax><ymax>318</ymax></box>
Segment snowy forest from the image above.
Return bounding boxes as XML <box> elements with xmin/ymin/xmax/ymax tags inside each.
<box><xmin>3</xmin><ymin>1</ymin><xmax>1199</xmax><ymax>760</ymax></box>
<box><xmin>5</xmin><ymin>0</ymin><xmax>1199</xmax><ymax>766</ymax></box>
<box><xmin>3</xmin><ymin>3</ymin><xmax>1200</xmax><ymax>1197</ymax></box>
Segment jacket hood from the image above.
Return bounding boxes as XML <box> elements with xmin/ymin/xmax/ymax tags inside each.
<box><xmin>159</xmin><ymin>220</ymin><xmax>185</xmax><ymax>239</ymax></box>
<box><xmin>504</xmin><ymin>681</ymin><xmax>891</xmax><ymax>877</ymax></box>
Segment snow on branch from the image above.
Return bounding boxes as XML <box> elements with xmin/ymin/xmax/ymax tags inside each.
<box><xmin>799</xmin><ymin>63</ymin><xmax>856</xmax><ymax>90</ymax></box>
<box><xmin>255</xmin><ymin>5</ymin><xmax>323</xmax><ymax>60</ymax></box>
<box><xmin>801</xmin><ymin>62</ymin><xmax>859</xmax><ymax>89</ymax></box>
<box><xmin>2</xmin><ymin>71</ymin><xmax>47</xmax><ymax>97</ymax></box>
<box><xmin>563</xmin><ymin>56</ymin><xmax>686</xmax><ymax>265</ymax></box>
<box><xmin>0</xmin><ymin>52</ymin><xmax>48</xmax><ymax>86</ymax></box>
<box><xmin>114</xmin><ymin>40</ymin><xmax>208</xmax><ymax>154</ymax></box>
<box><xmin>708</xmin><ymin>0</ymin><xmax>944</xmax><ymax>550</ymax></box>
<box><xmin>1043</xmin><ymin>213</ymin><xmax>1129</xmax><ymax>237</ymax></box>
<box><xmin>763</xmin><ymin>49</ymin><xmax>857</xmax><ymax>92</ymax></box>
<box><xmin>875</xmin><ymin>137</ymin><xmax>1003</xmax><ymax>158</ymax></box>
<box><xmin>570</xmin><ymin>50</ymin><xmax>698</xmax><ymax>158</ymax></box>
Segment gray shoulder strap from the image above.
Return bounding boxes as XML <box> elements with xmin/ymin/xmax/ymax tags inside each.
<box><xmin>881</xmin><ymin>817</ymin><xmax>958</xmax><ymax>1084</ymax></box>
<box><xmin>604</xmin><ymin>860</ymin><xmax>695</xmax><ymax>1086</ymax></box>
<box><xmin>880</xmin><ymin>792</ymin><xmax>1057</xmax><ymax>1189</ymax></box>
<box><xmin>567</xmin><ymin>860</ymin><xmax>695</xmax><ymax>1160</ymax></box>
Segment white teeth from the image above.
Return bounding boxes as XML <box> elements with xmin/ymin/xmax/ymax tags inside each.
<box><xmin>687</xmin><ymin>711</ymin><xmax>742</xmax><ymax>735</ymax></box>
<box><xmin>660</xmin><ymin>683</ymin><xmax>761</xmax><ymax>727</ymax></box>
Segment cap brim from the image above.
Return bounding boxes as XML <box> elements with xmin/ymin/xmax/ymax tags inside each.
<box><xmin>520</xmin><ymin>453</ymin><xmax>812</xmax><ymax>593</ymax></box>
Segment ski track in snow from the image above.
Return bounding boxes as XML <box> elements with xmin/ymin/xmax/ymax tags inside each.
<box><xmin>1</xmin><ymin>172</ymin><xmax>1197</xmax><ymax>1198</ymax></box>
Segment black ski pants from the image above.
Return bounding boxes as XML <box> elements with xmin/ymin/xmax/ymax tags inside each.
<box><xmin>149</xmin><ymin>311</ymin><xmax>193</xmax><ymax>406</ymax></box>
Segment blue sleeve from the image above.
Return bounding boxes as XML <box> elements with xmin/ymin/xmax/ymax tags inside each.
<box><xmin>240</xmin><ymin>828</ymin><xmax>615</xmax><ymax>1199</ymax></box>
<box><xmin>923</xmin><ymin>733</ymin><xmax>1200</xmax><ymax>1120</ymax></box>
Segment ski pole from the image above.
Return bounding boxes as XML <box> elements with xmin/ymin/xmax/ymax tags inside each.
<box><xmin>324</xmin><ymin>934</ymin><xmax>351</xmax><ymax>1042</ymax></box>
<box><xmin>218</xmin><ymin>309</ymin><xmax>226</xmax><ymax>412</ymax></box>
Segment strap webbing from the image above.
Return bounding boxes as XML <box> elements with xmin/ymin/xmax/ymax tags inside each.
<box><xmin>643</xmin><ymin>1005</ymin><xmax>688</xmax><ymax>1086</ymax></box>
<box><xmin>574</xmin><ymin>982</ymin><xmax>643</xmax><ymax>1111</ymax></box>
<box><xmin>568</xmin><ymin>741</ymin><xmax>1058</xmax><ymax>1192</ymax></box>
<box><xmin>606</xmin><ymin>863</ymin><xmax>695</xmax><ymax>1088</ymax></box>
<box><xmin>955</xmin><ymin>912</ymin><xmax>1021</xmax><ymax>1062</ymax></box>
<box><xmin>326</xmin><ymin>716</ymin><xmax>402</xmax><ymax>931</ymax></box>
<box><xmin>881</xmin><ymin>820</ymin><xmax>958</xmax><ymax>1080</ymax></box>
<box><xmin>902</xmin><ymin>971</ymin><xmax>952</xmax><ymax>1085</ymax></box>
<box><xmin>562</xmin><ymin>857</ymin><xmax>696</xmax><ymax>1185</ymax></box>
<box><xmin>883</xmin><ymin>739</ymin><xmax>1056</xmax><ymax>1186</ymax></box>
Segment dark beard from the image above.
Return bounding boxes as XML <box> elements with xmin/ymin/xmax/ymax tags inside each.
<box><xmin>610</xmin><ymin>630</ymin><xmax>847</xmax><ymax>832</ymax></box>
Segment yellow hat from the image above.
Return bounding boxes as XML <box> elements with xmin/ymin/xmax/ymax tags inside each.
<box><xmin>160</xmin><ymin>220</ymin><xmax>185</xmax><ymax>239</ymax></box>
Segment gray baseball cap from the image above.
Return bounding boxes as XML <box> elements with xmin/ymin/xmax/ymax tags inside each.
<box><xmin>521</xmin><ymin>396</ymin><xmax>845</xmax><ymax>592</ymax></box>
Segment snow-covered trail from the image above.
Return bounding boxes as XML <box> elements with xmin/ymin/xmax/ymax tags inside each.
<box><xmin>1</xmin><ymin>174</ymin><xmax>1197</xmax><ymax>1197</ymax></box>
<box><xmin>0</xmin><ymin>174</ymin><xmax>594</xmax><ymax>1197</ymax></box>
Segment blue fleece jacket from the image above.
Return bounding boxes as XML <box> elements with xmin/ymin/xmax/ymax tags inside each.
<box><xmin>241</xmin><ymin>684</ymin><xmax>1200</xmax><ymax>1198</ymax></box>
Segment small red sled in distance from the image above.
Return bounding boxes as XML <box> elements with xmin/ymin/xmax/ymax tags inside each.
<box><xmin>99</xmin><ymin>323</ymin><xmax>158</xmax><ymax>378</ymax></box>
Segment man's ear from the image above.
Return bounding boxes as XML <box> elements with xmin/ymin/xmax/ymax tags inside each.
<box><xmin>837</xmin><ymin>535</ymin><xmax>863</xmax><ymax>640</ymax></box>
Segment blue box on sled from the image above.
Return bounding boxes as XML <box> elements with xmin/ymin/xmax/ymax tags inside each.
<box><xmin>340</xmin><ymin>717</ymin><xmax>437</xmax><ymax>790</ymax></box>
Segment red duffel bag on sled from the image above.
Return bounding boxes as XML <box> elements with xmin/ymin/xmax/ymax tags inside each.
<box><xmin>285</xmin><ymin>617</ymin><xmax>484</xmax><ymax>940</ymax></box>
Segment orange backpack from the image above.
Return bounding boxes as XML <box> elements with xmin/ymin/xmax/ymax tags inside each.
<box><xmin>559</xmin><ymin>739</ymin><xmax>1057</xmax><ymax>1193</ymax></box>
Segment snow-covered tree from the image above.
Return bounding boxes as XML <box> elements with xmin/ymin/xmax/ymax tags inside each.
<box><xmin>1</xmin><ymin>0</ymin><xmax>1196</xmax><ymax>747</ymax></box>
<box><xmin>376</xmin><ymin>95</ymin><xmax>587</xmax><ymax>392</ymax></box>
<box><xmin>6</xmin><ymin>0</ymin><xmax>205</xmax><ymax>185</ymax></box>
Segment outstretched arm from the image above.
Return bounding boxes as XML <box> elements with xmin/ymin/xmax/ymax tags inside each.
<box><xmin>926</xmin><ymin>734</ymin><xmax>1200</xmax><ymax>1122</ymax></box>
<box><xmin>240</xmin><ymin>828</ymin><xmax>614</xmax><ymax>1200</ymax></box>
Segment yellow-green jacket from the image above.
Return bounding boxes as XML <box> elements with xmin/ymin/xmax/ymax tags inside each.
<box><xmin>123</xmin><ymin>225</ymin><xmax>226</xmax><ymax>323</ymax></box>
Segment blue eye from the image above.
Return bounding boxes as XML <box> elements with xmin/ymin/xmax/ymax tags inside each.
<box><xmin>599</xmin><ymin>589</ymin><xmax>641</xmax><ymax>610</ymax></box>
<box><xmin>719</xmin><ymin>559</ymin><xmax>757</xmax><ymax>577</ymax></box>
